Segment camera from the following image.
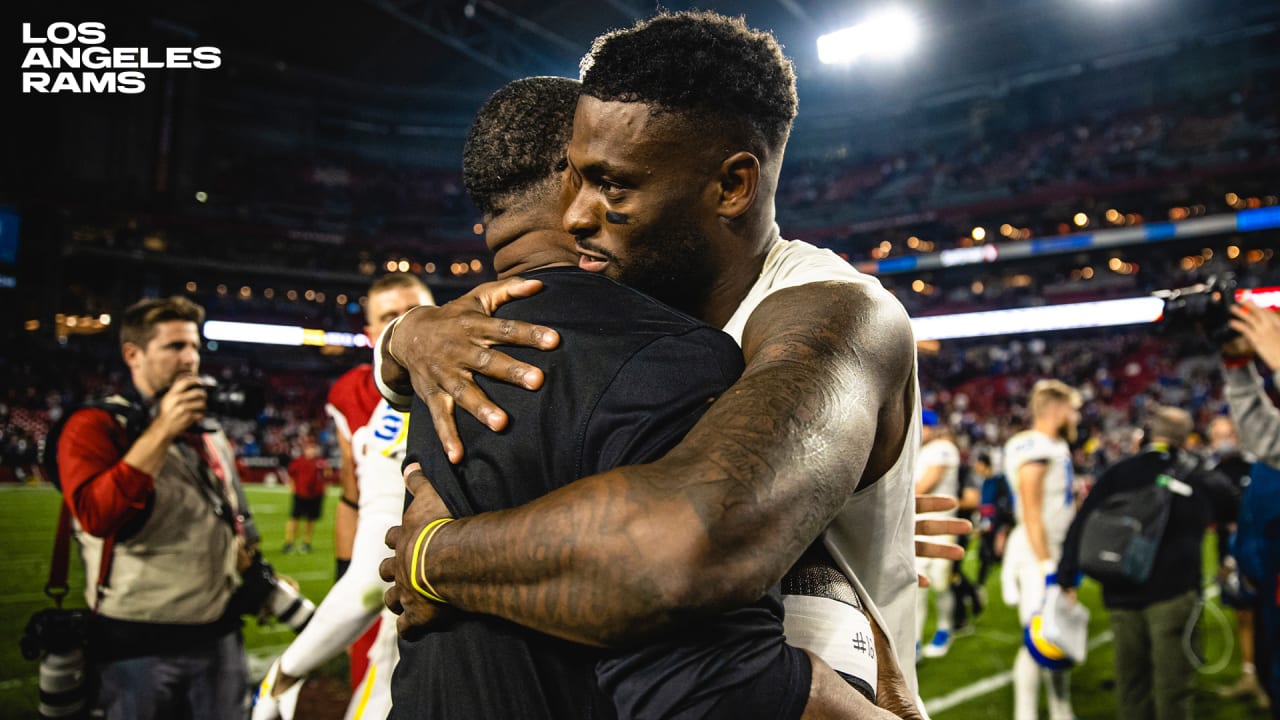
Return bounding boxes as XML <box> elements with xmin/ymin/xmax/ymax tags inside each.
<box><xmin>195</xmin><ymin>376</ymin><xmax>265</xmax><ymax>420</ymax></box>
<box><xmin>151</xmin><ymin>376</ymin><xmax>265</xmax><ymax>433</ymax></box>
<box><xmin>1153</xmin><ymin>273</ymin><xmax>1239</xmax><ymax>343</ymax></box>
<box><xmin>231</xmin><ymin>552</ymin><xmax>316</xmax><ymax>632</ymax></box>
<box><xmin>20</xmin><ymin>609</ymin><xmax>90</xmax><ymax>719</ymax></box>
<box><xmin>192</xmin><ymin>376</ymin><xmax>266</xmax><ymax>433</ymax></box>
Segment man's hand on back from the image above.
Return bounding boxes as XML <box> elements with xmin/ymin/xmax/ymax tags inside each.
<box><xmin>381</xmin><ymin>277</ymin><xmax>559</xmax><ymax>463</ymax></box>
<box><xmin>913</xmin><ymin>495</ymin><xmax>971</xmax><ymax>588</ymax></box>
<box><xmin>381</xmin><ymin>464</ymin><xmax>454</xmax><ymax>638</ymax></box>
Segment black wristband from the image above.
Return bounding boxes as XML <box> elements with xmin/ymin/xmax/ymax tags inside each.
<box><xmin>340</xmin><ymin>495</ymin><xmax>359</xmax><ymax>511</ymax></box>
<box><xmin>335</xmin><ymin>558</ymin><xmax>351</xmax><ymax>581</ymax></box>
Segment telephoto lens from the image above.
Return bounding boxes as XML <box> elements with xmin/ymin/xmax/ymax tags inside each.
<box><xmin>21</xmin><ymin>609</ymin><xmax>89</xmax><ymax>720</ymax></box>
<box><xmin>38</xmin><ymin>647</ymin><xmax>87</xmax><ymax>719</ymax></box>
<box><xmin>265</xmin><ymin>579</ymin><xmax>316</xmax><ymax>633</ymax></box>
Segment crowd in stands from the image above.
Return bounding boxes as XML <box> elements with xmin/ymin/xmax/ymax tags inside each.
<box><xmin>0</xmin><ymin>333</ymin><xmax>339</xmax><ymax>484</ymax></box>
<box><xmin>780</xmin><ymin>81</ymin><xmax>1280</xmax><ymax>245</ymax></box>
<box><xmin>14</xmin><ymin>71</ymin><xmax>1280</xmax><ymax>493</ymax></box>
<box><xmin>918</xmin><ymin>328</ymin><xmax>1255</xmax><ymax>483</ymax></box>
<box><xmin>5</xmin><ymin>300</ymin><xmax>1272</xmax><ymax>496</ymax></box>
<box><xmin>55</xmin><ymin>76</ymin><xmax>1280</xmax><ymax>304</ymax></box>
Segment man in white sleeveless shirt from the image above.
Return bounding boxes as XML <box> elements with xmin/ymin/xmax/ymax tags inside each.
<box><xmin>1002</xmin><ymin>380</ymin><xmax>1081</xmax><ymax>720</ymax></box>
<box><xmin>374</xmin><ymin>13</ymin><xmax>945</xmax><ymax>717</ymax></box>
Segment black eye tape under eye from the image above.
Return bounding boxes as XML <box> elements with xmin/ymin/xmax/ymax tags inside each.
<box><xmin>605</xmin><ymin>211</ymin><xmax>630</xmax><ymax>225</ymax></box>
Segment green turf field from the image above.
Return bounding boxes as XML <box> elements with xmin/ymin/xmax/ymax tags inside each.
<box><xmin>0</xmin><ymin>484</ymin><xmax>1270</xmax><ymax>719</ymax></box>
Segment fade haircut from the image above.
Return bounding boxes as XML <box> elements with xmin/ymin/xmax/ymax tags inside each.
<box><xmin>368</xmin><ymin>272</ymin><xmax>432</xmax><ymax>299</ymax></box>
<box><xmin>1029</xmin><ymin>379</ymin><xmax>1082</xmax><ymax>419</ymax></box>
<box><xmin>580</xmin><ymin>11</ymin><xmax>798</xmax><ymax>159</ymax></box>
<box><xmin>119</xmin><ymin>296</ymin><xmax>205</xmax><ymax>349</ymax></box>
<box><xmin>462</xmin><ymin>76</ymin><xmax>581</xmax><ymax>216</ymax></box>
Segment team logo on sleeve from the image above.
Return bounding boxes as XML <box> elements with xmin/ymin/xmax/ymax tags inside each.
<box><xmin>371</xmin><ymin>407</ymin><xmax>408</xmax><ymax>461</ymax></box>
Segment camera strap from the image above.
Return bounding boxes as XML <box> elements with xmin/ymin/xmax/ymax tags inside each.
<box><xmin>45</xmin><ymin>503</ymin><xmax>115</xmax><ymax>614</ymax></box>
<box><xmin>45</xmin><ymin>506</ymin><xmax>74</xmax><ymax>609</ymax></box>
<box><xmin>184</xmin><ymin>434</ymin><xmax>245</xmax><ymax>539</ymax></box>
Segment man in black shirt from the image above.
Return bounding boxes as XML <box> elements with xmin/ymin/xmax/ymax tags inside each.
<box><xmin>1057</xmin><ymin>406</ymin><xmax>1237</xmax><ymax>720</ymax></box>
<box><xmin>387</xmin><ymin>76</ymin><xmax>905</xmax><ymax>720</ymax></box>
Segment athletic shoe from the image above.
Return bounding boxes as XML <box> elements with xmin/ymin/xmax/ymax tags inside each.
<box><xmin>300</xmin><ymin>543</ymin><xmax>312</xmax><ymax>554</ymax></box>
<box><xmin>1219</xmin><ymin>671</ymin><xmax>1261</xmax><ymax>699</ymax></box>
<box><xmin>922</xmin><ymin>629</ymin><xmax>953</xmax><ymax>658</ymax></box>
<box><xmin>281</xmin><ymin>543</ymin><xmax>294</xmax><ymax>555</ymax></box>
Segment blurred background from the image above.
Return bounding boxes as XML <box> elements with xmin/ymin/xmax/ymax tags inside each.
<box><xmin>2</xmin><ymin>0</ymin><xmax>1278</xmax><ymax>717</ymax></box>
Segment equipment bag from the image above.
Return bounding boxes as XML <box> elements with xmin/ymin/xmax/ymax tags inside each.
<box><xmin>1078</xmin><ymin>449</ymin><xmax>1199</xmax><ymax>585</ymax></box>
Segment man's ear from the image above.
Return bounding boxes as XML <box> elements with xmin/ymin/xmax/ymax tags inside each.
<box><xmin>121</xmin><ymin>342</ymin><xmax>142</xmax><ymax>369</ymax></box>
<box><xmin>716</xmin><ymin>151</ymin><xmax>759</xmax><ymax>220</ymax></box>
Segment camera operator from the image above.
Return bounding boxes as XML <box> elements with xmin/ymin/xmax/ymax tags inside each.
<box><xmin>1056</xmin><ymin>406</ymin><xmax>1237</xmax><ymax>720</ymax></box>
<box><xmin>55</xmin><ymin>296</ymin><xmax>254</xmax><ymax>719</ymax></box>
<box><xmin>1222</xmin><ymin>299</ymin><xmax>1280</xmax><ymax>712</ymax></box>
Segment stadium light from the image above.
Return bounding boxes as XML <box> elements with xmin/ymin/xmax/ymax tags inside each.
<box><xmin>204</xmin><ymin>320</ymin><xmax>372</xmax><ymax>348</ymax></box>
<box><xmin>204</xmin><ymin>286</ymin><xmax>1280</xmax><ymax>349</ymax></box>
<box><xmin>911</xmin><ymin>286</ymin><xmax>1280</xmax><ymax>342</ymax></box>
<box><xmin>817</xmin><ymin>8</ymin><xmax>920</xmax><ymax>64</ymax></box>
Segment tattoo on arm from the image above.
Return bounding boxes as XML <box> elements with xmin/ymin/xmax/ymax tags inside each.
<box><xmin>422</xmin><ymin>282</ymin><xmax>915</xmax><ymax>646</ymax></box>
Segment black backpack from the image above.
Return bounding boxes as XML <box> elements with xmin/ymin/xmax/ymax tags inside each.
<box><xmin>41</xmin><ymin>394</ymin><xmax>148</xmax><ymax>490</ymax></box>
<box><xmin>1078</xmin><ymin>449</ymin><xmax>1200</xmax><ymax>585</ymax></box>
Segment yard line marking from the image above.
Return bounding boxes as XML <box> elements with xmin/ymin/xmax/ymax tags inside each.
<box><xmin>0</xmin><ymin>678</ymin><xmax>33</xmax><ymax>690</ymax></box>
<box><xmin>290</xmin><ymin>571</ymin><xmax>336</xmax><ymax>582</ymax></box>
<box><xmin>1088</xmin><ymin>630</ymin><xmax>1114</xmax><ymax>650</ymax></box>
<box><xmin>0</xmin><ymin>593</ymin><xmax>56</xmax><ymax>605</ymax></box>
<box><xmin>924</xmin><ymin>628</ymin><xmax>1115</xmax><ymax>716</ymax></box>
<box><xmin>925</xmin><ymin>670</ymin><xmax>1015</xmax><ymax>715</ymax></box>
<box><xmin>973</xmin><ymin>628</ymin><xmax>1022</xmax><ymax>645</ymax></box>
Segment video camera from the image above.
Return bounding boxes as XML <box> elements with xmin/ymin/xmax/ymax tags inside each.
<box><xmin>1153</xmin><ymin>273</ymin><xmax>1239</xmax><ymax>344</ymax></box>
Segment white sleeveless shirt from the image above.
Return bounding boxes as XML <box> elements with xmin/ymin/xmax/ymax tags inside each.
<box><xmin>722</xmin><ymin>235</ymin><xmax>922</xmax><ymax>694</ymax></box>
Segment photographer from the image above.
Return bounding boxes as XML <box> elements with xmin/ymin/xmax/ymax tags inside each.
<box><xmin>1056</xmin><ymin>406</ymin><xmax>1237</xmax><ymax>720</ymax></box>
<box><xmin>55</xmin><ymin>296</ymin><xmax>253</xmax><ymax>719</ymax></box>
<box><xmin>1222</xmin><ymin>299</ymin><xmax>1280</xmax><ymax>712</ymax></box>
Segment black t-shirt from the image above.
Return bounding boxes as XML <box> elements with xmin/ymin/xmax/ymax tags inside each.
<box><xmin>1058</xmin><ymin>448</ymin><xmax>1239</xmax><ymax>609</ymax></box>
<box><xmin>392</xmin><ymin>268</ymin><xmax>808</xmax><ymax>719</ymax></box>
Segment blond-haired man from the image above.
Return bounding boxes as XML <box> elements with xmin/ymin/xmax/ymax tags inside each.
<box><xmin>1002</xmin><ymin>379</ymin><xmax>1082</xmax><ymax>720</ymax></box>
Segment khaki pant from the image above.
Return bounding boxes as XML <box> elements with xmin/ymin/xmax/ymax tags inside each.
<box><xmin>1108</xmin><ymin>590</ymin><xmax>1200</xmax><ymax>720</ymax></box>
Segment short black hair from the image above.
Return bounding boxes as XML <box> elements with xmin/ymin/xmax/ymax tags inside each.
<box><xmin>580</xmin><ymin>11</ymin><xmax>798</xmax><ymax>157</ymax></box>
<box><xmin>462</xmin><ymin>76</ymin><xmax>581</xmax><ymax>216</ymax></box>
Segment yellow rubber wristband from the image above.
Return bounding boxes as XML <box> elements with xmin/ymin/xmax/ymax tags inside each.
<box><xmin>409</xmin><ymin>518</ymin><xmax>453</xmax><ymax>604</ymax></box>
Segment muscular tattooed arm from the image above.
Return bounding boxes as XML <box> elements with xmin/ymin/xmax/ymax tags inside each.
<box><xmin>388</xmin><ymin>282</ymin><xmax>916</xmax><ymax>646</ymax></box>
